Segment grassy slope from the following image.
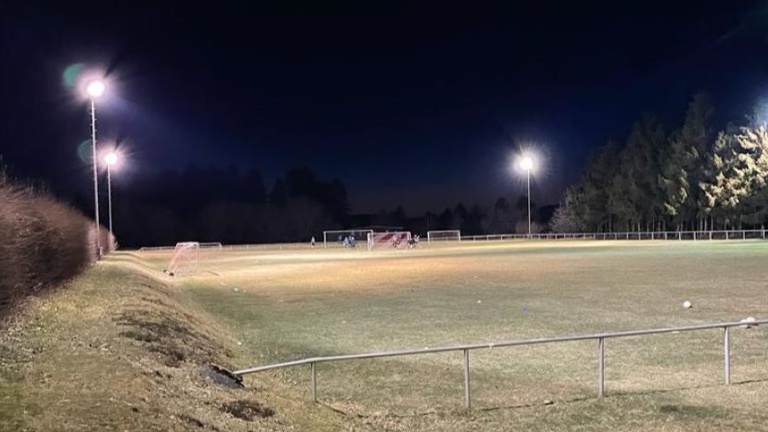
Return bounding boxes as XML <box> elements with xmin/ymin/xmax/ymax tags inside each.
<box><xmin>174</xmin><ymin>241</ymin><xmax>768</xmax><ymax>431</ymax></box>
<box><xmin>0</xmin><ymin>253</ymin><xmax>361</xmax><ymax>432</ymax></box>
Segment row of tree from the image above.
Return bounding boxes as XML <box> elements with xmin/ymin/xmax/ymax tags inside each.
<box><xmin>553</xmin><ymin>93</ymin><xmax>768</xmax><ymax>232</ymax></box>
<box><xmin>100</xmin><ymin>164</ymin><xmax>548</xmax><ymax>247</ymax></box>
<box><xmin>104</xmin><ymin>166</ymin><xmax>349</xmax><ymax>246</ymax></box>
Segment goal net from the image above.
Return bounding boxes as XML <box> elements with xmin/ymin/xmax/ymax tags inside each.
<box><xmin>323</xmin><ymin>229</ymin><xmax>374</xmax><ymax>248</ymax></box>
<box><xmin>164</xmin><ymin>242</ymin><xmax>200</xmax><ymax>276</ymax></box>
<box><xmin>367</xmin><ymin>231</ymin><xmax>412</xmax><ymax>250</ymax></box>
<box><xmin>427</xmin><ymin>230</ymin><xmax>461</xmax><ymax>243</ymax></box>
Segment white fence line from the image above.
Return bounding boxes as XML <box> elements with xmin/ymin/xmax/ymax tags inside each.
<box><xmin>137</xmin><ymin>229</ymin><xmax>768</xmax><ymax>252</ymax></box>
<box><xmin>460</xmin><ymin>229</ymin><xmax>768</xmax><ymax>242</ymax></box>
<box><xmin>233</xmin><ymin>319</ymin><xmax>767</xmax><ymax>410</ymax></box>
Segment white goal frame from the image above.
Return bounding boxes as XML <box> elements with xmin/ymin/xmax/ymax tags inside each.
<box><xmin>164</xmin><ymin>241</ymin><xmax>200</xmax><ymax>276</ymax></box>
<box><xmin>367</xmin><ymin>231</ymin><xmax>412</xmax><ymax>250</ymax></box>
<box><xmin>323</xmin><ymin>229</ymin><xmax>374</xmax><ymax>248</ymax></box>
<box><xmin>427</xmin><ymin>230</ymin><xmax>462</xmax><ymax>244</ymax></box>
<box><xmin>198</xmin><ymin>242</ymin><xmax>223</xmax><ymax>250</ymax></box>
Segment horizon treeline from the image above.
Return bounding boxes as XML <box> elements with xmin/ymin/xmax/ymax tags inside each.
<box><xmin>66</xmin><ymin>164</ymin><xmax>545</xmax><ymax>247</ymax></box>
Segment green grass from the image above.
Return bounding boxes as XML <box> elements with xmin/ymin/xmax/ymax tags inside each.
<box><xmin>155</xmin><ymin>240</ymin><xmax>768</xmax><ymax>430</ymax></box>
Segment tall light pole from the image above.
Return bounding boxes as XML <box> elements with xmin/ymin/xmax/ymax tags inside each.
<box><xmin>519</xmin><ymin>155</ymin><xmax>534</xmax><ymax>238</ymax></box>
<box><xmin>104</xmin><ymin>151</ymin><xmax>118</xmax><ymax>239</ymax></box>
<box><xmin>86</xmin><ymin>79</ymin><xmax>106</xmax><ymax>257</ymax></box>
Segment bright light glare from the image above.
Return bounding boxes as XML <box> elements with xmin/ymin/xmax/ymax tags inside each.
<box><xmin>86</xmin><ymin>80</ymin><xmax>105</xmax><ymax>98</ymax></box>
<box><xmin>104</xmin><ymin>152</ymin><xmax>118</xmax><ymax>166</ymax></box>
<box><xmin>519</xmin><ymin>155</ymin><xmax>534</xmax><ymax>172</ymax></box>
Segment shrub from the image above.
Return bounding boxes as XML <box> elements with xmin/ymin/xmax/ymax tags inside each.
<box><xmin>0</xmin><ymin>180</ymin><xmax>110</xmax><ymax>318</ymax></box>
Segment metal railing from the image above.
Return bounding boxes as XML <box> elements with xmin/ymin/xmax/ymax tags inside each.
<box><xmin>460</xmin><ymin>229</ymin><xmax>768</xmax><ymax>242</ymax></box>
<box><xmin>234</xmin><ymin>319</ymin><xmax>767</xmax><ymax>410</ymax></box>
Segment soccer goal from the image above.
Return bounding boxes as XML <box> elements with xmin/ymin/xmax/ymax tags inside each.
<box><xmin>427</xmin><ymin>230</ymin><xmax>461</xmax><ymax>244</ymax></box>
<box><xmin>367</xmin><ymin>231</ymin><xmax>412</xmax><ymax>250</ymax></box>
<box><xmin>323</xmin><ymin>229</ymin><xmax>374</xmax><ymax>248</ymax></box>
<box><xmin>164</xmin><ymin>242</ymin><xmax>199</xmax><ymax>276</ymax></box>
<box><xmin>198</xmin><ymin>242</ymin><xmax>223</xmax><ymax>250</ymax></box>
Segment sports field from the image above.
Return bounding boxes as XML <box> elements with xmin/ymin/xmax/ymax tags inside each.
<box><xmin>144</xmin><ymin>240</ymin><xmax>768</xmax><ymax>430</ymax></box>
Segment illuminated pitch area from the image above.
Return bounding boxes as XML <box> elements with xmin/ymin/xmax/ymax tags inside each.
<box><xmin>142</xmin><ymin>240</ymin><xmax>768</xmax><ymax>424</ymax></box>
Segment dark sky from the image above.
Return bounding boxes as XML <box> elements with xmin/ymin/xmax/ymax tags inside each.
<box><xmin>1</xmin><ymin>1</ymin><xmax>768</xmax><ymax>214</ymax></box>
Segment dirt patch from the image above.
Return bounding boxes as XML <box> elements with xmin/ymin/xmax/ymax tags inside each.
<box><xmin>114</xmin><ymin>308</ymin><xmax>233</xmax><ymax>368</ymax></box>
<box><xmin>221</xmin><ymin>399</ymin><xmax>275</xmax><ymax>420</ymax></box>
<box><xmin>203</xmin><ymin>364</ymin><xmax>244</xmax><ymax>389</ymax></box>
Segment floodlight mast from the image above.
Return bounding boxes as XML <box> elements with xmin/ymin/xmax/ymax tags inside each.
<box><xmin>105</xmin><ymin>152</ymin><xmax>118</xmax><ymax>239</ymax></box>
<box><xmin>519</xmin><ymin>155</ymin><xmax>534</xmax><ymax>238</ymax></box>
<box><xmin>90</xmin><ymin>98</ymin><xmax>101</xmax><ymax>256</ymax></box>
<box><xmin>86</xmin><ymin>78</ymin><xmax>106</xmax><ymax>257</ymax></box>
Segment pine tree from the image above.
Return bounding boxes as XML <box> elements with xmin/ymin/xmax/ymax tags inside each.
<box><xmin>736</xmin><ymin>126</ymin><xmax>768</xmax><ymax>226</ymax></box>
<box><xmin>699</xmin><ymin>125</ymin><xmax>768</xmax><ymax>228</ymax></box>
<box><xmin>555</xmin><ymin>185</ymin><xmax>588</xmax><ymax>232</ymax></box>
<box><xmin>612</xmin><ymin>115</ymin><xmax>666</xmax><ymax>231</ymax></box>
<box><xmin>581</xmin><ymin>143</ymin><xmax>619</xmax><ymax>231</ymax></box>
<box><xmin>660</xmin><ymin>94</ymin><xmax>713</xmax><ymax>230</ymax></box>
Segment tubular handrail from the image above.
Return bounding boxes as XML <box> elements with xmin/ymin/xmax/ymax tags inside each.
<box><xmin>233</xmin><ymin>319</ymin><xmax>766</xmax><ymax>375</ymax></box>
<box><xmin>233</xmin><ymin>319</ymin><xmax>765</xmax><ymax>409</ymax></box>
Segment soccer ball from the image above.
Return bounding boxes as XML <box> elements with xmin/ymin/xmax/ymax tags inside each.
<box><xmin>683</xmin><ymin>301</ymin><xmax>692</xmax><ymax>309</ymax></box>
<box><xmin>740</xmin><ymin>316</ymin><xmax>757</xmax><ymax>329</ymax></box>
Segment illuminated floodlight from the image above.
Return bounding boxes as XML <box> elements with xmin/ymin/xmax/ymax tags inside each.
<box><xmin>104</xmin><ymin>151</ymin><xmax>118</xmax><ymax>166</ymax></box>
<box><xmin>519</xmin><ymin>155</ymin><xmax>534</xmax><ymax>172</ymax></box>
<box><xmin>86</xmin><ymin>79</ymin><xmax>106</xmax><ymax>98</ymax></box>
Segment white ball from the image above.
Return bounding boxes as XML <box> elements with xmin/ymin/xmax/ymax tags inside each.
<box><xmin>740</xmin><ymin>317</ymin><xmax>756</xmax><ymax>329</ymax></box>
<box><xmin>683</xmin><ymin>301</ymin><xmax>692</xmax><ymax>309</ymax></box>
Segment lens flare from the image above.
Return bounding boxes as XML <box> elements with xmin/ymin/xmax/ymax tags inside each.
<box><xmin>62</xmin><ymin>63</ymin><xmax>85</xmax><ymax>88</ymax></box>
<box><xmin>77</xmin><ymin>139</ymin><xmax>92</xmax><ymax>163</ymax></box>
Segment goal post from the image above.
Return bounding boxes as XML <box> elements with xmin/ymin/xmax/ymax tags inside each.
<box><xmin>427</xmin><ymin>230</ymin><xmax>461</xmax><ymax>244</ymax></box>
<box><xmin>323</xmin><ymin>229</ymin><xmax>374</xmax><ymax>248</ymax></box>
<box><xmin>198</xmin><ymin>242</ymin><xmax>223</xmax><ymax>250</ymax></box>
<box><xmin>367</xmin><ymin>231</ymin><xmax>412</xmax><ymax>250</ymax></box>
<box><xmin>164</xmin><ymin>241</ymin><xmax>200</xmax><ymax>276</ymax></box>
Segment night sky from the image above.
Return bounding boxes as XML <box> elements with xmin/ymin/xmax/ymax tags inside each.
<box><xmin>1</xmin><ymin>2</ymin><xmax>767</xmax><ymax>214</ymax></box>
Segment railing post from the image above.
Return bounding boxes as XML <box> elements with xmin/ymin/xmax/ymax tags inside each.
<box><xmin>598</xmin><ymin>337</ymin><xmax>605</xmax><ymax>397</ymax></box>
<box><xmin>723</xmin><ymin>327</ymin><xmax>731</xmax><ymax>385</ymax></box>
<box><xmin>463</xmin><ymin>349</ymin><xmax>471</xmax><ymax>409</ymax></box>
<box><xmin>311</xmin><ymin>362</ymin><xmax>317</xmax><ymax>402</ymax></box>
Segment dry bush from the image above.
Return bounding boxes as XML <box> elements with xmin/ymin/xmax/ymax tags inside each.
<box><xmin>0</xmin><ymin>180</ymin><xmax>107</xmax><ymax>317</ymax></box>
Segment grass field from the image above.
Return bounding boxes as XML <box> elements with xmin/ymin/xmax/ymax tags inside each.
<box><xmin>141</xmin><ymin>240</ymin><xmax>768</xmax><ymax>430</ymax></box>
